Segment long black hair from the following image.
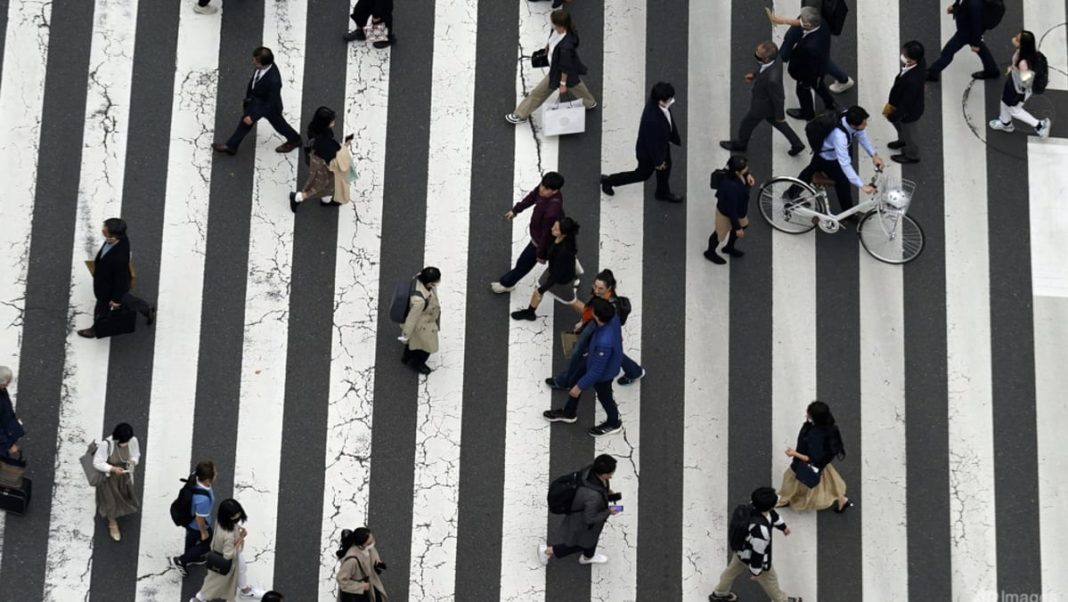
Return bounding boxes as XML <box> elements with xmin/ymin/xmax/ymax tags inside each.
<box><xmin>1016</xmin><ymin>30</ymin><xmax>1037</xmax><ymax>68</ymax></box>
<box><xmin>217</xmin><ymin>498</ymin><xmax>248</xmax><ymax>532</ymax></box>
<box><xmin>307</xmin><ymin>106</ymin><xmax>336</xmax><ymax>140</ymax></box>
<box><xmin>555</xmin><ymin>217</ymin><xmax>580</xmax><ymax>254</ymax></box>
<box><xmin>807</xmin><ymin>400</ymin><xmax>846</xmax><ymax>459</ymax></box>
<box><xmin>336</xmin><ymin>527</ymin><xmax>373</xmax><ymax>559</ymax></box>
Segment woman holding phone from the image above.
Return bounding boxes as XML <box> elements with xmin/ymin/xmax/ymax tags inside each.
<box><xmin>93</xmin><ymin>422</ymin><xmax>140</xmax><ymax>542</ymax></box>
<box><xmin>290</xmin><ymin>106</ymin><xmax>355</xmax><ymax>212</ymax></box>
<box><xmin>336</xmin><ymin>527</ymin><xmax>388</xmax><ymax>601</ymax></box>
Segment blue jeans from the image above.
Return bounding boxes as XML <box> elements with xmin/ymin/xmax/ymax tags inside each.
<box><xmin>498</xmin><ymin>241</ymin><xmax>539</xmax><ymax>288</ymax></box>
<box><xmin>563</xmin><ymin>379</ymin><xmax>619</xmax><ymax>425</ymax></box>
<box><xmin>553</xmin><ymin>323</ymin><xmax>642</xmax><ymax>387</ymax></box>
<box><xmin>927</xmin><ymin>30</ymin><xmax>997</xmax><ymax>75</ymax></box>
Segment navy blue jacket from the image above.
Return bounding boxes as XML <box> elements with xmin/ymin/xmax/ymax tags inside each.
<box><xmin>0</xmin><ymin>389</ymin><xmax>25</xmax><ymax>451</ymax></box>
<box><xmin>92</xmin><ymin>237</ymin><xmax>133</xmax><ymax>304</ymax></box>
<box><xmin>716</xmin><ymin>175</ymin><xmax>751</xmax><ymax>231</ymax></box>
<box><xmin>952</xmin><ymin>0</ymin><xmax>986</xmax><ymax>46</ymax></box>
<box><xmin>785</xmin><ymin>25</ymin><xmax>831</xmax><ymax>81</ymax></box>
<box><xmin>243</xmin><ymin>64</ymin><xmax>286</xmax><ymax>120</ymax></box>
<box><xmin>577</xmin><ymin>315</ymin><xmax>623</xmax><ymax>389</ymax></box>
<box><xmin>635</xmin><ymin>102</ymin><xmax>681</xmax><ymax>165</ymax></box>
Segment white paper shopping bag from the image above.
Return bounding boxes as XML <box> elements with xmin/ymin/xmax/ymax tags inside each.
<box><xmin>541</xmin><ymin>99</ymin><xmax>586</xmax><ymax>137</ymax></box>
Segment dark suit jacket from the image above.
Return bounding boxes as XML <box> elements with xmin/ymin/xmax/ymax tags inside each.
<box><xmin>952</xmin><ymin>0</ymin><xmax>986</xmax><ymax>45</ymax></box>
<box><xmin>548</xmin><ymin>32</ymin><xmax>588</xmax><ymax>89</ymax></box>
<box><xmin>750</xmin><ymin>59</ymin><xmax>787</xmax><ymax>121</ymax></box>
<box><xmin>93</xmin><ymin>237</ymin><xmax>132</xmax><ymax>304</ymax></box>
<box><xmin>888</xmin><ymin>62</ymin><xmax>926</xmax><ymax>123</ymax></box>
<box><xmin>243</xmin><ymin>64</ymin><xmax>286</xmax><ymax>120</ymax></box>
<box><xmin>635</xmin><ymin>102</ymin><xmax>681</xmax><ymax>165</ymax></box>
<box><xmin>786</xmin><ymin>25</ymin><xmax>831</xmax><ymax>81</ymax></box>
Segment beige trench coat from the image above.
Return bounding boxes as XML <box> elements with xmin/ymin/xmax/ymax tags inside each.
<box><xmin>336</xmin><ymin>545</ymin><xmax>388</xmax><ymax>601</ymax></box>
<box><xmin>401</xmin><ymin>279</ymin><xmax>440</xmax><ymax>353</ymax></box>
<box><xmin>198</xmin><ymin>524</ymin><xmax>241</xmax><ymax>601</ymax></box>
<box><xmin>329</xmin><ymin>145</ymin><xmax>353</xmax><ymax>205</ymax></box>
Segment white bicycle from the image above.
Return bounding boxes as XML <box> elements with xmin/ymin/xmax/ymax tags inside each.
<box><xmin>757</xmin><ymin>168</ymin><xmax>925</xmax><ymax>264</ymax></box>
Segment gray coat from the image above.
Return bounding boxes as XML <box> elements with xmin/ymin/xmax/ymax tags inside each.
<box><xmin>556</xmin><ymin>468</ymin><xmax>611</xmax><ymax>550</ymax></box>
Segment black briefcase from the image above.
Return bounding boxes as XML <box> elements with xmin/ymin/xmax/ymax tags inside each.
<box><xmin>0</xmin><ymin>476</ymin><xmax>32</xmax><ymax>515</ymax></box>
<box><xmin>94</xmin><ymin>308</ymin><xmax>137</xmax><ymax>338</ymax></box>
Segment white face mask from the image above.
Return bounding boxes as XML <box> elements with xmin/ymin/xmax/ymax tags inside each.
<box><xmin>364</xmin><ymin>543</ymin><xmax>375</xmax><ymax>551</ymax></box>
<box><xmin>662</xmin><ymin>98</ymin><xmax>675</xmax><ymax>109</ymax></box>
<box><xmin>900</xmin><ymin>54</ymin><xmax>910</xmax><ymax>66</ymax></box>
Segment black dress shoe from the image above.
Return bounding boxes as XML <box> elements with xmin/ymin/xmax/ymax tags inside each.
<box><xmin>289</xmin><ymin>192</ymin><xmax>299</xmax><ymax>213</ymax></box>
<box><xmin>372</xmin><ymin>34</ymin><xmax>395</xmax><ymax>49</ymax></box>
<box><xmin>343</xmin><ymin>29</ymin><xmax>366</xmax><ymax>42</ymax></box>
<box><xmin>276</xmin><ymin>142</ymin><xmax>300</xmax><ymax>153</ymax></box>
<box><xmin>703</xmin><ymin>249</ymin><xmax>726</xmax><ymax>264</ymax></box>
<box><xmin>655</xmin><ymin>193</ymin><xmax>684</xmax><ymax>203</ymax></box>
<box><xmin>416</xmin><ymin>364</ymin><xmax>432</xmax><ymax>375</ymax></box>
<box><xmin>891</xmin><ymin>154</ymin><xmax>920</xmax><ymax>164</ymax></box>
<box><xmin>788</xmin><ymin>145</ymin><xmax>806</xmax><ymax>156</ymax></box>
<box><xmin>600</xmin><ymin>175</ymin><xmax>615</xmax><ymax>196</ymax></box>
<box><xmin>211</xmin><ymin>143</ymin><xmax>236</xmax><ymax>155</ymax></box>
<box><xmin>786</xmin><ymin>108</ymin><xmax>814</xmax><ymax>120</ymax></box>
<box><xmin>77</xmin><ymin>328</ymin><xmax>96</xmax><ymax>338</ymax></box>
<box><xmin>972</xmin><ymin>70</ymin><xmax>999</xmax><ymax>80</ymax></box>
<box><xmin>887</xmin><ymin>140</ymin><xmax>906</xmax><ymax>150</ymax></box>
<box><xmin>146</xmin><ymin>306</ymin><xmax>157</xmax><ymax>326</ymax></box>
<box><xmin>719</xmin><ymin>140</ymin><xmax>747</xmax><ymax>152</ymax></box>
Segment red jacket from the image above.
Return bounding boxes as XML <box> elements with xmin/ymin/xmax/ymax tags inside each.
<box><xmin>511</xmin><ymin>187</ymin><xmax>564</xmax><ymax>260</ymax></box>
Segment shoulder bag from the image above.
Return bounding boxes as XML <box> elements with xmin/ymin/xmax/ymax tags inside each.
<box><xmin>205</xmin><ymin>528</ymin><xmax>233</xmax><ymax>574</ymax></box>
<box><xmin>80</xmin><ymin>441</ymin><xmax>106</xmax><ymax>487</ymax></box>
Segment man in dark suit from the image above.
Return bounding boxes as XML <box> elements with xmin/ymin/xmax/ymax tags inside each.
<box><xmin>884</xmin><ymin>41</ymin><xmax>926</xmax><ymax>164</ymax></box>
<box><xmin>720</xmin><ymin>41</ymin><xmax>805</xmax><ymax>156</ymax></box>
<box><xmin>926</xmin><ymin>0</ymin><xmax>999</xmax><ymax>82</ymax></box>
<box><xmin>212</xmin><ymin>47</ymin><xmax>301</xmax><ymax>155</ymax></box>
<box><xmin>783</xmin><ymin>7</ymin><xmax>836</xmax><ymax>121</ymax></box>
<box><xmin>600</xmin><ymin>81</ymin><xmax>684</xmax><ymax>203</ymax></box>
<box><xmin>77</xmin><ymin>218</ymin><xmax>155</xmax><ymax>339</ymax></box>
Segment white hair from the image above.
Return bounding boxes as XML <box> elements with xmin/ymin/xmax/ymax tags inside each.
<box><xmin>0</xmin><ymin>366</ymin><xmax>12</xmax><ymax>386</ymax></box>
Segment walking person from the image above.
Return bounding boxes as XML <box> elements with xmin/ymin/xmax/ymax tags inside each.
<box><xmin>290</xmin><ymin>106</ymin><xmax>354</xmax><ymax>212</ymax></box>
<box><xmin>768</xmin><ymin>0</ymin><xmax>854</xmax><ymax>93</ymax></box>
<box><xmin>925</xmin><ymin>0</ymin><xmax>1000</xmax><ymax>82</ymax></box>
<box><xmin>797</xmin><ymin>105</ymin><xmax>885</xmax><ymax>212</ymax></box>
<box><xmin>491</xmin><ymin>172</ymin><xmax>566</xmax><ymax>294</ymax></box>
<box><xmin>189</xmin><ymin>498</ymin><xmax>268</xmax><ymax>601</ymax></box>
<box><xmin>720</xmin><ymin>41</ymin><xmax>805</xmax><ymax>156</ymax></box>
<box><xmin>336</xmin><ymin>527</ymin><xmax>388</xmax><ymax>601</ymax></box>
<box><xmin>884</xmin><ymin>41</ymin><xmax>927</xmax><ymax>164</ymax></box>
<box><xmin>776</xmin><ymin>401</ymin><xmax>853</xmax><ymax>513</ymax></box>
<box><xmin>782</xmin><ymin>7</ymin><xmax>836</xmax><ymax>121</ymax></box>
<box><xmin>0</xmin><ymin>367</ymin><xmax>25</xmax><ymax>458</ymax></box>
<box><xmin>708</xmin><ymin>487</ymin><xmax>802</xmax><ymax>602</ymax></box>
<box><xmin>343</xmin><ymin>0</ymin><xmax>395</xmax><ymax>48</ymax></box>
<box><xmin>171</xmin><ymin>461</ymin><xmax>217</xmax><ymax>577</ymax></box>
<box><xmin>505</xmin><ymin>10</ymin><xmax>597</xmax><ymax>124</ymax></box>
<box><xmin>193</xmin><ymin>0</ymin><xmax>217</xmax><ymax>14</ymax></box>
<box><xmin>988</xmin><ymin>30</ymin><xmax>1052</xmax><ymax>138</ymax></box>
<box><xmin>538</xmin><ymin>454</ymin><xmax>620</xmax><ymax>566</ymax></box>
<box><xmin>510</xmin><ymin>218</ymin><xmax>580</xmax><ymax>321</ymax></box>
<box><xmin>400</xmin><ymin>267</ymin><xmax>442</xmax><ymax>376</ymax></box>
<box><xmin>92</xmin><ymin>423</ymin><xmax>140</xmax><ymax>542</ymax></box>
<box><xmin>601</xmin><ymin>82</ymin><xmax>684</xmax><ymax>203</ymax></box>
<box><xmin>705</xmin><ymin>156</ymin><xmax>754</xmax><ymax>265</ymax></box>
<box><xmin>212</xmin><ymin>47</ymin><xmax>302</xmax><ymax>155</ymax></box>
<box><xmin>77</xmin><ymin>218</ymin><xmax>156</xmax><ymax>338</ymax></box>
<box><xmin>543</xmin><ymin>298</ymin><xmax>624</xmax><ymax>437</ymax></box>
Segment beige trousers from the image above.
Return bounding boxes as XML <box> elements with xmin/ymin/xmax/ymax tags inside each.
<box><xmin>514</xmin><ymin>74</ymin><xmax>596</xmax><ymax>119</ymax></box>
<box><xmin>712</xmin><ymin>556</ymin><xmax>789</xmax><ymax>602</ymax></box>
<box><xmin>715</xmin><ymin>211</ymin><xmax>749</xmax><ymax>243</ymax></box>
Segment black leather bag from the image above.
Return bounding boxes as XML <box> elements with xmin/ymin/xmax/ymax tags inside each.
<box><xmin>530</xmin><ymin>48</ymin><xmax>549</xmax><ymax>68</ymax></box>
<box><xmin>205</xmin><ymin>550</ymin><xmax>232</xmax><ymax>575</ymax></box>
<box><xmin>94</xmin><ymin>308</ymin><xmax>137</xmax><ymax>338</ymax></box>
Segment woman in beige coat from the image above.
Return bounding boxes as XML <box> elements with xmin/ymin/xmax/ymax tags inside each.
<box><xmin>400</xmin><ymin>266</ymin><xmax>441</xmax><ymax>375</ymax></box>
<box><xmin>336</xmin><ymin>527</ymin><xmax>388</xmax><ymax>601</ymax></box>
<box><xmin>190</xmin><ymin>499</ymin><xmax>267</xmax><ymax>602</ymax></box>
<box><xmin>289</xmin><ymin>106</ymin><xmax>353</xmax><ymax>213</ymax></box>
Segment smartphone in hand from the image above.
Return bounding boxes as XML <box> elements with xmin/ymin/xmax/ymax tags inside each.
<box><xmin>610</xmin><ymin>505</ymin><xmax>623</xmax><ymax>514</ymax></box>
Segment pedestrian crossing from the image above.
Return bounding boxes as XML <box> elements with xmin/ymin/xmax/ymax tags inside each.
<box><xmin>0</xmin><ymin>0</ymin><xmax>1066</xmax><ymax>601</ymax></box>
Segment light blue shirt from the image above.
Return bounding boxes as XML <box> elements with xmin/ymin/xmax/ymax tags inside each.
<box><xmin>818</xmin><ymin>117</ymin><xmax>876</xmax><ymax>188</ymax></box>
<box><xmin>99</xmin><ymin>241</ymin><xmax>117</xmax><ymax>258</ymax></box>
<box><xmin>188</xmin><ymin>481</ymin><xmax>214</xmax><ymax>530</ymax></box>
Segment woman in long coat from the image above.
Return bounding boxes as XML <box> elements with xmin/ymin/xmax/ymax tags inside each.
<box><xmin>400</xmin><ymin>266</ymin><xmax>442</xmax><ymax>375</ymax></box>
<box><xmin>93</xmin><ymin>422</ymin><xmax>140</xmax><ymax>542</ymax></box>
<box><xmin>191</xmin><ymin>498</ymin><xmax>267</xmax><ymax>601</ymax></box>
<box><xmin>336</xmin><ymin>527</ymin><xmax>388</xmax><ymax>601</ymax></box>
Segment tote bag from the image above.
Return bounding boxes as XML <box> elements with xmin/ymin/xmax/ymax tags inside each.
<box><xmin>542</xmin><ymin>99</ymin><xmax>586</xmax><ymax>137</ymax></box>
<box><xmin>80</xmin><ymin>441</ymin><xmax>105</xmax><ymax>487</ymax></box>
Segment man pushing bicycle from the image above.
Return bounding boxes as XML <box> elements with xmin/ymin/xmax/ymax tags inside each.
<box><xmin>798</xmin><ymin>105</ymin><xmax>886</xmax><ymax>213</ymax></box>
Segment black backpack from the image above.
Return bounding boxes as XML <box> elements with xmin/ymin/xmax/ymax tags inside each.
<box><xmin>709</xmin><ymin>168</ymin><xmax>729</xmax><ymax>190</ymax></box>
<box><xmin>1032</xmin><ymin>51</ymin><xmax>1049</xmax><ymax>94</ymax></box>
<box><xmin>981</xmin><ymin>0</ymin><xmax>1005</xmax><ymax>31</ymax></box>
<box><xmin>388</xmin><ymin>279</ymin><xmax>424</xmax><ymax>324</ymax></box>
<box><xmin>728</xmin><ymin>503</ymin><xmax>757</xmax><ymax>552</ymax></box>
<box><xmin>547</xmin><ymin>469</ymin><xmax>585</xmax><ymax>514</ymax></box>
<box><xmin>804</xmin><ymin>111</ymin><xmax>847</xmax><ymax>155</ymax></box>
<box><xmin>169</xmin><ymin>474</ymin><xmax>209</xmax><ymax>527</ymax></box>
<box><xmin>615</xmin><ymin>296</ymin><xmax>632</xmax><ymax>326</ymax></box>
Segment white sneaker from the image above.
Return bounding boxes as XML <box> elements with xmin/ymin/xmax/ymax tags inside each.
<box><xmin>239</xmin><ymin>586</ymin><xmax>267</xmax><ymax>599</ymax></box>
<box><xmin>193</xmin><ymin>3</ymin><xmax>218</xmax><ymax>14</ymax></box>
<box><xmin>578</xmin><ymin>553</ymin><xmax>608</xmax><ymax>565</ymax></box>
<box><xmin>989</xmin><ymin>119</ymin><xmax>1014</xmax><ymax>133</ymax></box>
<box><xmin>1037</xmin><ymin>118</ymin><xmax>1051</xmax><ymax>139</ymax></box>
<box><xmin>828</xmin><ymin>77</ymin><xmax>855</xmax><ymax>94</ymax></box>
<box><xmin>505</xmin><ymin>113</ymin><xmax>527</xmax><ymax>124</ymax></box>
<box><xmin>490</xmin><ymin>282</ymin><xmax>515</xmax><ymax>294</ymax></box>
<box><xmin>537</xmin><ymin>544</ymin><xmax>551</xmax><ymax>566</ymax></box>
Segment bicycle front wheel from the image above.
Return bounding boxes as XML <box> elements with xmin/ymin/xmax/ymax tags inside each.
<box><xmin>858</xmin><ymin>211</ymin><xmax>925</xmax><ymax>264</ymax></box>
<box><xmin>758</xmin><ymin>177</ymin><xmax>819</xmax><ymax>234</ymax></box>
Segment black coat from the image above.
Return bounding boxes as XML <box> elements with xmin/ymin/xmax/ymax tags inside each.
<box><xmin>888</xmin><ymin>62</ymin><xmax>926</xmax><ymax>123</ymax></box>
<box><xmin>951</xmin><ymin>0</ymin><xmax>986</xmax><ymax>46</ymax></box>
<box><xmin>243</xmin><ymin>64</ymin><xmax>286</xmax><ymax>120</ymax></box>
<box><xmin>786</xmin><ymin>26</ymin><xmax>831</xmax><ymax>81</ymax></box>
<box><xmin>92</xmin><ymin>237</ymin><xmax>132</xmax><ymax>304</ymax></box>
<box><xmin>635</xmin><ymin>102</ymin><xmax>681</xmax><ymax>165</ymax></box>
<box><xmin>547</xmin><ymin>32</ymin><xmax>588</xmax><ymax>89</ymax></box>
<box><xmin>716</xmin><ymin>175</ymin><xmax>751</xmax><ymax>230</ymax></box>
<box><xmin>749</xmin><ymin>59</ymin><xmax>788</xmax><ymax>121</ymax></box>
<box><xmin>0</xmin><ymin>389</ymin><xmax>24</xmax><ymax>452</ymax></box>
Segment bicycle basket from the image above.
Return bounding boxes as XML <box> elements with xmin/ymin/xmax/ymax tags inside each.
<box><xmin>878</xmin><ymin>178</ymin><xmax>916</xmax><ymax>213</ymax></box>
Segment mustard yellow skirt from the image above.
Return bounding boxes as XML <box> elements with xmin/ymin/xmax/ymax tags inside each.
<box><xmin>777</xmin><ymin>463</ymin><xmax>847</xmax><ymax>511</ymax></box>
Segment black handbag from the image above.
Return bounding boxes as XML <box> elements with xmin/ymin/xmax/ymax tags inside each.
<box><xmin>530</xmin><ymin>48</ymin><xmax>549</xmax><ymax>68</ymax></box>
<box><xmin>205</xmin><ymin>550</ymin><xmax>232</xmax><ymax>575</ymax></box>
<box><xmin>93</xmin><ymin>307</ymin><xmax>137</xmax><ymax>338</ymax></box>
<box><xmin>791</xmin><ymin>459</ymin><xmax>822</xmax><ymax>488</ymax></box>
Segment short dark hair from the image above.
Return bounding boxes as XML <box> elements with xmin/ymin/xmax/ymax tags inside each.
<box><xmin>844</xmin><ymin>105</ymin><xmax>869</xmax><ymax>127</ymax></box>
<box><xmin>592</xmin><ymin>454</ymin><xmax>617</xmax><ymax>476</ymax></box>
<box><xmin>541</xmin><ymin>171</ymin><xmax>565</xmax><ymax>190</ymax></box>
<box><xmin>261</xmin><ymin>593</ymin><xmax>284</xmax><ymax>602</ymax></box>
<box><xmin>902</xmin><ymin>40</ymin><xmax>925</xmax><ymax>62</ymax></box>
<box><xmin>195</xmin><ymin>461</ymin><xmax>217</xmax><ymax>482</ymax></box>
<box><xmin>217</xmin><ymin>498</ymin><xmax>248</xmax><ymax>531</ymax></box>
<box><xmin>649</xmin><ymin>81</ymin><xmax>675</xmax><ymax>103</ymax></box>
<box><xmin>751</xmin><ymin>486</ymin><xmax>778</xmax><ymax>512</ymax></box>
<box><xmin>417</xmin><ymin>266</ymin><xmax>442</xmax><ymax>286</ymax></box>
<box><xmin>589</xmin><ymin>297</ymin><xmax>615</xmax><ymax>323</ymax></box>
<box><xmin>757</xmin><ymin>41</ymin><xmax>779</xmax><ymax>61</ymax></box>
<box><xmin>103</xmin><ymin>218</ymin><xmax>127</xmax><ymax>238</ymax></box>
<box><xmin>727</xmin><ymin>155</ymin><xmax>748</xmax><ymax>174</ymax></box>
<box><xmin>112</xmin><ymin>422</ymin><xmax>134</xmax><ymax>443</ymax></box>
<box><xmin>253</xmin><ymin>46</ymin><xmax>274</xmax><ymax>65</ymax></box>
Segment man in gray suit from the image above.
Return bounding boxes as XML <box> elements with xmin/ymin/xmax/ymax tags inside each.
<box><xmin>720</xmin><ymin>41</ymin><xmax>806</xmax><ymax>156</ymax></box>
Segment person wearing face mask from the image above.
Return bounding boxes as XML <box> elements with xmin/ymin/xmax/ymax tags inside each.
<box><xmin>189</xmin><ymin>498</ymin><xmax>269</xmax><ymax>601</ymax></box>
<box><xmin>882</xmin><ymin>41</ymin><xmax>927</xmax><ymax>164</ymax></box>
<box><xmin>77</xmin><ymin>217</ymin><xmax>157</xmax><ymax>338</ymax></box>
<box><xmin>400</xmin><ymin>267</ymin><xmax>442</xmax><ymax>376</ymax></box>
<box><xmin>796</xmin><ymin>105</ymin><xmax>884</xmax><ymax>213</ymax></box>
<box><xmin>767</xmin><ymin>0</ymin><xmax>854</xmax><ymax>94</ymax></box>
<box><xmin>720</xmin><ymin>42</ymin><xmax>805</xmax><ymax>156</ymax></box>
<box><xmin>775</xmin><ymin>401</ymin><xmax>852</xmax><ymax>514</ymax></box>
<box><xmin>782</xmin><ymin>7</ymin><xmax>836</xmax><ymax>121</ymax></box>
<box><xmin>705</xmin><ymin>156</ymin><xmax>755</xmax><ymax>265</ymax></box>
<box><xmin>601</xmin><ymin>81</ymin><xmax>684</xmax><ymax>203</ymax></box>
<box><xmin>290</xmin><ymin>106</ymin><xmax>354</xmax><ymax>212</ymax></box>
<box><xmin>538</xmin><ymin>454</ymin><xmax>620</xmax><ymax>566</ymax></box>
<box><xmin>336</xmin><ymin>527</ymin><xmax>388</xmax><ymax>601</ymax></box>
<box><xmin>506</xmin><ymin>10</ymin><xmax>597</xmax><ymax>124</ymax></box>
<box><xmin>92</xmin><ymin>422</ymin><xmax>141</xmax><ymax>542</ymax></box>
<box><xmin>989</xmin><ymin>30</ymin><xmax>1051</xmax><ymax>138</ymax></box>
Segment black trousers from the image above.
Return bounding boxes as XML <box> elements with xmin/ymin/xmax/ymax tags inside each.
<box><xmin>225</xmin><ymin>111</ymin><xmax>301</xmax><ymax>151</ymax></box>
<box><xmin>498</xmin><ymin>241</ymin><xmax>539</xmax><ymax>288</ymax></box>
<box><xmin>927</xmin><ymin>30</ymin><xmax>997</xmax><ymax>75</ymax></box>
<box><xmin>798</xmin><ymin>155</ymin><xmax>855</xmax><ymax>211</ymax></box>
<box><xmin>351</xmin><ymin>0</ymin><xmax>394</xmax><ymax>32</ymax></box>
<box><xmin>795</xmin><ymin>75</ymin><xmax>836</xmax><ymax>118</ymax></box>
<box><xmin>551</xmin><ymin>543</ymin><xmax>597</xmax><ymax>558</ymax></box>
<box><xmin>94</xmin><ymin>292</ymin><xmax>151</xmax><ymax>321</ymax></box>
<box><xmin>605</xmin><ymin>148</ymin><xmax>672</xmax><ymax>196</ymax></box>
<box><xmin>737</xmin><ymin>111</ymin><xmax>804</xmax><ymax>148</ymax></box>
<box><xmin>402</xmin><ymin>344</ymin><xmax>430</xmax><ymax>368</ymax></box>
<box><xmin>179</xmin><ymin>527</ymin><xmax>212</xmax><ymax>564</ymax></box>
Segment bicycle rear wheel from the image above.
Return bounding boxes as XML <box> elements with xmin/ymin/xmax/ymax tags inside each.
<box><xmin>858</xmin><ymin>211</ymin><xmax>925</xmax><ymax>264</ymax></box>
<box><xmin>758</xmin><ymin>177</ymin><xmax>819</xmax><ymax>234</ymax></box>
